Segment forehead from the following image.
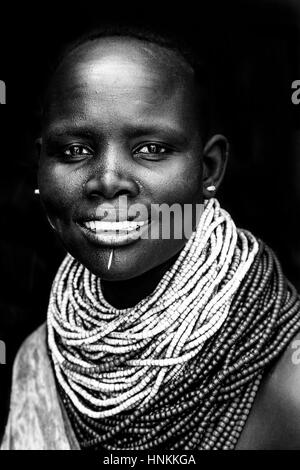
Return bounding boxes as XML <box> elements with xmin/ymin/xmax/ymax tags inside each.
<box><xmin>43</xmin><ymin>37</ymin><xmax>199</xmax><ymax>130</ymax></box>
<box><xmin>54</xmin><ymin>37</ymin><xmax>193</xmax><ymax>88</ymax></box>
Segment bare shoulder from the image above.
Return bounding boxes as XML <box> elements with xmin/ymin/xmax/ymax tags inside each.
<box><xmin>237</xmin><ymin>329</ymin><xmax>300</xmax><ymax>449</ymax></box>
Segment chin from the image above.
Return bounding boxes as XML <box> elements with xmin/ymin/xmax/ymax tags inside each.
<box><xmin>64</xmin><ymin>245</ymin><xmax>152</xmax><ymax>281</ymax></box>
<box><xmin>61</xmin><ymin>232</ymin><xmax>180</xmax><ymax>282</ymax></box>
<box><xmin>91</xmin><ymin>257</ymin><xmax>156</xmax><ymax>282</ymax></box>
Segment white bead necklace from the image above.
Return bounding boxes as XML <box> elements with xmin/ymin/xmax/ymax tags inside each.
<box><xmin>47</xmin><ymin>198</ymin><xmax>259</xmax><ymax>419</ymax></box>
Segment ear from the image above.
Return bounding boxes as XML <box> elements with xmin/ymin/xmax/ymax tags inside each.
<box><xmin>202</xmin><ymin>134</ymin><xmax>229</xmax><ymax>199</ymax></box>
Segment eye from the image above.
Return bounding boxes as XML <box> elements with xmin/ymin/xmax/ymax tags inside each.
<box><xmin>133</xmin><ymin>143</ymin><xmax>171</xmax><ymax>160</ymax></box>
<box><xmin>62</xmin><ymin>144</ymin><xmax>93</xmax><ymax>160</ymax></box>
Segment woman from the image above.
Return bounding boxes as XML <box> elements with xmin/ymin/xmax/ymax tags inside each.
<box><xmin>2</xmin><ymin>25</ymin><xmax>300</xmax><ymax>450</ymax></box>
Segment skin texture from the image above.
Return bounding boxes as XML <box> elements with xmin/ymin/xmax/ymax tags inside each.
<box><xmin>236</xmin><ymin>331</ymin><xmax>300</xmax><ymax>449</ymax></box>
<box><xmin>37</xmin><ymin>36</ymin><xmax>300</xmax><ymax>448</ymax></box>
<box><xmin>37</xmin><ymin>37</ymin><xmax>227</xmax><ymax>307</ymax></box>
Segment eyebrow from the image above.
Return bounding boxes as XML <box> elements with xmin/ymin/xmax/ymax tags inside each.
<box><xmin>44</xmin><ymin>122</ymin><xmax>190</xmax><ymax>146</ymax></box>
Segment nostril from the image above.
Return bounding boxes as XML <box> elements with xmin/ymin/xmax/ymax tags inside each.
<box><xmin>84</xmin><ymin>172</ymin><xmax>140</xmax><ymax>200</ymax></box>
<box><xmin>116</xmin><ymin>189</ymin><xmax>131</xmax><ymax>197</ymax></box>
<box><xmin>88</xmin><ymin>188</ymin><xmax>131</xmax><ymax>200</ymax></box>
<box><xmin>87</xmin><ymin>188</ymin><xmax>132</xmax><ymax>201</ymax></box>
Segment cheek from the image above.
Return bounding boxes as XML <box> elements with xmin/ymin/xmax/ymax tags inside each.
<box><xmin>37</xmin><ymin>160</ymin><xmax>82</xmax><ymax>220</ymax></box>
<box><xmin>149</xmin><ymin>157</ymin><xmax>203</xmax><ymax>205</ymax></box>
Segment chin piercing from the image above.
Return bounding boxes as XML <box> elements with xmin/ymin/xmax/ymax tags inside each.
<box><xmin>207</xmin><ymin>185</ymin><xmax>216</xmax><ymax>192</ymax></box>
<box><xmin>107</xmin><ymin>249</ymin><xmax>114</xmax><ymax>270</ymax></box>
<box><xmin>34</xmin><ymin>188</ymin><xmax>40</xmax><ymax>195</ymax></box>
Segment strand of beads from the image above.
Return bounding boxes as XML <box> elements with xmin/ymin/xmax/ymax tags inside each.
<box><xmin>56</xmin><ymin>241</ymin><xmax>300</xmax><ymax>450</ymax></box>
<box><xmin>47</xmin><ymin>198</ymin><xmax>259</xmax><ymax>419</ymax></box>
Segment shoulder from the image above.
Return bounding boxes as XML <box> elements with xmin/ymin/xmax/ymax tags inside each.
<box><xmin>13</xmin><ymin>323</ymin><xmax>47</xmax><ymax>382</ymax></box>
<box><xmin>237</xmin><ymin>329</ymin><xmax>300</xmax><ymax>449</ymax></box>
<box><xmin>18</xmin><ymin>322</ymin><xmax>47</xmax><ymax>351</ymax></box>
<box><xmin>1</xmin><ymin>322</ymin><xmax>73</xmax><ymax>449</ymax></box>
<box><xmin>264</xmin><ymin>330</ymin><xmax>300</xmax><ymax>420</ymax></box>
<box><xmin>267</xmin><ymin>330</ymin><xmax>300</xmax><ymax>422</ymax></box>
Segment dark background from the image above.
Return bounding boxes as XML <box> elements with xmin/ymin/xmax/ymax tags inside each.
<box><xmin>0</xmin><ymin>0</ymin><xmax>300</xmax><ymax>440</ymax></box>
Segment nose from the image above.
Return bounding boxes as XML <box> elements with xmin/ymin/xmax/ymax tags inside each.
<box><xmin>84</xmin><ymin>146</ymin><xmax>139</xmax><ymax>200</ymax></box>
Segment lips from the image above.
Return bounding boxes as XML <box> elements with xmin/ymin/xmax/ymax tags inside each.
<box><xmin>77</xmin><ymin>219</ymin><xmax>149</xmax><ymax>247</ymax></box>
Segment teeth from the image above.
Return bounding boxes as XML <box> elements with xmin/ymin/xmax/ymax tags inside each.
<box><xmin>83</xmin><ymin>220</ymin><xmax>146</xmax><ymax>232</ymax></box>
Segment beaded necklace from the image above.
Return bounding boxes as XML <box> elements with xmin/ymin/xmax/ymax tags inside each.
<box><xmin>47</xmin><ymin>198</ymin><xmax>300</xmax><ymax>449</ymax></box>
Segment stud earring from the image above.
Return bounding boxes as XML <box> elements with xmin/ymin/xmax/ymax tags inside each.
<box><xmin>206</xmin><ymin>185</ymin><xmax>216</xmax><ymax>192</ymax></box>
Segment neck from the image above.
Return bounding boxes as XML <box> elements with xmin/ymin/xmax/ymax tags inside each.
<box><xmin>101</xmin><ymin>252</ymin><xmax>181</xmax><ymax>309</ymax></box>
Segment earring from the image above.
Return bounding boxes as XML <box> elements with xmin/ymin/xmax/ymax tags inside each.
<box><xmin>46</xmin><ymin>215</ymin><xmax>56</xmax><ymax>231</ymax></box>
<box><xmin>34</xmin><ymin>188</ymin><xmax>40</xmax><ymax>195</ymax></box>
<box><xmin>206</xmin><ymin>185</ymin><xmax>216</xmax><ymax>192</ymax></box>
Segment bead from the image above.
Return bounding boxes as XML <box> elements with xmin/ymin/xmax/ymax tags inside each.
<box><xmin>45</xmin><ymin>198</ymin><xmax>300</xmax><ymax>450</ymax></box>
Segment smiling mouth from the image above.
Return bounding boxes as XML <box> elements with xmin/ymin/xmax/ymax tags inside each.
<box><xmin>83</xmin><ymin>220</ymin><xmax>147</xmax><ymax>231</ymax></box>
<box><xmin>77</xmin><ymin>219</ymin><xmax>149</xmax><ymax>246</ymax></box>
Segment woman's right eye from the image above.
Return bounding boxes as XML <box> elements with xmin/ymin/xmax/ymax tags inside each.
<box><xmin>62</xmin><ymin>144</ymin><xmax>93</xmax><ymax>160</ymax></box>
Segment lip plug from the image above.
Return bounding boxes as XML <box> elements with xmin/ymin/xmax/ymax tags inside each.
<box><xmin>107</xmin><ymin>249</ymin><xmax>114</xmax><ymax>270</ymax></box>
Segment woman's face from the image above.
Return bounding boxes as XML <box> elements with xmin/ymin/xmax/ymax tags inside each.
<box><xmin>38</xmin><ymin>37</ymin><xmax>205</xmax><ymax>280</ymax></box>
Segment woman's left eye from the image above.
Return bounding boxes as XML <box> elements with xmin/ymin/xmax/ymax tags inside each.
<box><xmin>134</xmin><ymin>144</ymin><xmax>169</xmax><ymax>155</ymax></box>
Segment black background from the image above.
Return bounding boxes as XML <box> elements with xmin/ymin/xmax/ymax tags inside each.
<box><xmin>0</xmin><ymin>0</ymin><xmax>300</xmax><ymax>441</ymax></box>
